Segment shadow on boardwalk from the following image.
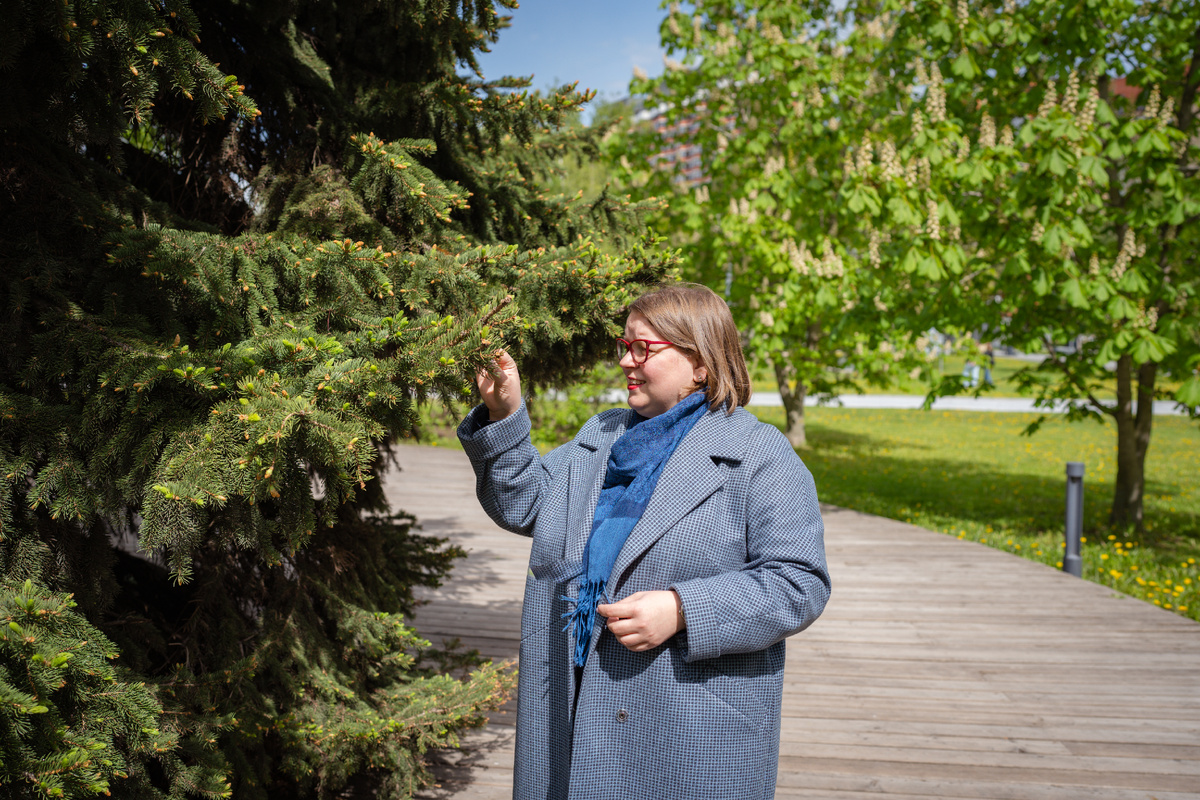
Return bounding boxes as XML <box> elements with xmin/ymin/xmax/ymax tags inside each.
<box><xmin>383</xmin><ymin>444</ymin><xmax>1200</xmax><ymax>800</ymax></box>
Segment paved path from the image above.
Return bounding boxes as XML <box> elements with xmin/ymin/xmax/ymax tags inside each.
<box><xmin>745</xmin><ymin>392</ymin><xmax>1189</xmax><ymax>416</ymax></box>
<box><xmin>384</xmin><ymin>444</ymin><xmax>1200</xmax><ymax>800</ymax></box>
<box><xmin>588</xmin><ymin>390</ymin><xmax>1190</xmax><ymax>415</ymax></box>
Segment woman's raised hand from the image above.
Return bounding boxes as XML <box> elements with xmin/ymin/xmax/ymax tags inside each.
<box><xmin>477</xmin><ymin>349</ymin><xmax>523</xmax><ymax>421</ymax></box>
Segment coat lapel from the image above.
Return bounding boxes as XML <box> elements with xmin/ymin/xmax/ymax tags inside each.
<box><xmin>606</xmin><ymin>408</ymin><xmax>755</xmax><ymax>592</ymax></box>
<box><xmin>564</xmin><ymin>410</ymin><xmax>630</xmax><ymax>563</ymax></box>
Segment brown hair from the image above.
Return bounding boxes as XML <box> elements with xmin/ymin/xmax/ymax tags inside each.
<box><xmin>628</xmin><ymin>283</ymin><xmax>752</xmax><ymax>413</ymax></box>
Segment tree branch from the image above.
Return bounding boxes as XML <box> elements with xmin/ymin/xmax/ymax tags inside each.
<box><xmin>1040</xmin><ymin>333</ymin><xmax>1114</xmax><ymax>417</ymax></box>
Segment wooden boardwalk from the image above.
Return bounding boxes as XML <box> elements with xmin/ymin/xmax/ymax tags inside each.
<box><xmin>383</xmin><ymin>444</ymin><xmax>1200</xmax><ymax>800</ymax></box>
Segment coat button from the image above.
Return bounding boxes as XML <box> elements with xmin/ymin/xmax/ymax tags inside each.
<box><xmin>615</xmin><ymin>709</ymin><xmax>628</xmax><ymax>722</ymax></box>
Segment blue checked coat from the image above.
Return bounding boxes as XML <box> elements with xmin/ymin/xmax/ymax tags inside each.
<box><xmin>458</xmin><ymin>402</ymin><xmax>830</xmax><ymax>800</ymax></box>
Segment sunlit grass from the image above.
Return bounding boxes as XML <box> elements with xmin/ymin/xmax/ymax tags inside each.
<box><xmin>750</xmin><ymin>406</ymin><xmax>1200</xmax><ymax>622</ymax></box>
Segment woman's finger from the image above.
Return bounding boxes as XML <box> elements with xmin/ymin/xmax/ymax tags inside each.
<box><xmin>598</xmin><ymin>592</ymin><xmax>646</xmax><ymax>620</ymax></box>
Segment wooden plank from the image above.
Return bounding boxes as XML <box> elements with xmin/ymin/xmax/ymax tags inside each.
<box><xmin>776</xmin><ymin>755</ymin><xmax>1200</xmax><ymax>793</ymax></box>
<box><xmin>385</xmin><ymin>444</ymin><xmax>1200</xmax><ymax>800</ymax></box>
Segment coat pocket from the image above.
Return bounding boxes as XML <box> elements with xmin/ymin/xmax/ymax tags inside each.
<box><xmin>698</xmin><ymin>657</ymin><xmax>769</xmax><ymax>732</ymax></box>
<box><xmin>521</xmin><ymin>559</ymin><xmax>582</xmax><ymax>644</ymax></box>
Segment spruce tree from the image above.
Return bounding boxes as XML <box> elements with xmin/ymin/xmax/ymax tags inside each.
<box><xmin>0</xmin><ymin>1</ymin><xmax>669</xmax><ymax>797</ymax></box>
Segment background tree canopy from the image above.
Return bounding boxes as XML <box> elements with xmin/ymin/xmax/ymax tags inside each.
<box><xmin>0</xmin><ymin>1</ymin><xmax>670</xmax><ymax>797</ymax></box>
<box><xmin>618</xmin><ymin>0</ymin><xmax>1199</xmax><ymax>524</ymax></box>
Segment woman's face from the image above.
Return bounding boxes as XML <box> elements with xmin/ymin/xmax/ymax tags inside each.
<box><xmin>620</xmin><ymin>311</ymin><xmax>704</xmax><ymax>418</ymax></box>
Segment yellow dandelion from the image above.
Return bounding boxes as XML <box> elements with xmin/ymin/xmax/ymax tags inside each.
<box><xmin>1136</xmin><ymin>577</ymin><xmax>1147</xmax><ymax>585</ymax></box>
<box><xmin>1109</xmin><ymin>570</ymin><xmax>1122</xmax><ymax>579</ymax></box>
<box><xmin>1100</xmin><ymin>553</ymin><xmax>1109</xmax><ymax>560</ymax></box>
<box><xmin>1107</xmin><ymin>534</ymin><xmax>1116</xmax><ymax>541</ymax></box>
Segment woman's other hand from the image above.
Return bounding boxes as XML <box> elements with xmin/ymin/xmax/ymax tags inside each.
<box><xmin>477</xmin><ymin>349</ymin><xmax>522</xmax><ymax>421</ymax></box>
<box><xmin>598</xmin><ymin>590</ymin><xmax>685</xmax><ymax>652</ymax></box>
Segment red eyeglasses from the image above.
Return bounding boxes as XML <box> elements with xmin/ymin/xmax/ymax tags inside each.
<box><xmin>616</xmin><ymin>338</ymin><xmax>677</xmax><ymax>366</ymax></box>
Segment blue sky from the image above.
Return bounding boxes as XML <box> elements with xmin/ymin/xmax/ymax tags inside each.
<box><xmin>473</xmin><ymin>1</ymin><xmax>670</xmax><ymax>115</ymax></box>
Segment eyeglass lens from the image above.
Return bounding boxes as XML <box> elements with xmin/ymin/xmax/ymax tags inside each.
<box><xmin>617</xmin><ymin>340</ymin><xmax>649</xmax><ymax>363</ymax></box>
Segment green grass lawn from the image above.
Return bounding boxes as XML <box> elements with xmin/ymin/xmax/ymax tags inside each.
<box><xmin>417</xmin><ymin>401</ymin><xmax>1199</xmax><ymax>623</ymax></box>
<box><xmin>750</xmin><ymin>405</ymin><xmax>1200</xmax><ymax>622</ymax></box>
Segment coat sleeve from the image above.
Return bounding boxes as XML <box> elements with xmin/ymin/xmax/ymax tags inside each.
<box><xmin>456</xmin><ymin>402</ymin><xmax>567</xmax><ymax>536</ymax></box>
<box><xmin>670</xmin><ymin>424</ymin><xmax>831</xmax><ymax>662</ymax></box>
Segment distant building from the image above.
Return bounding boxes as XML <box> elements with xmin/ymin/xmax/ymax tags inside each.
<box><xmin>632</xmin><ymin>99</ymin><xmax>712</xmax><ymax>188</ymax></box>
<box><xmin>1108</xmin><ymin>76</ymin><xmax>1141</xmax><ymax>103</ymax></box>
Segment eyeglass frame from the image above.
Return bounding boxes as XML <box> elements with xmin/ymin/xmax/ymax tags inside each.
<box><xmin>616</xmin><ymin>338</ymin><xmax>679</xmax><ymax>367</ymax></box>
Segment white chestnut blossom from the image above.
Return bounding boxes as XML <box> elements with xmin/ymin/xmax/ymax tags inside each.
<box><xmin>927</xmin><ymin>63</ymin><xmax>947</xmax><ymax>123</ymax></box>
<box><xmin>1036</xmin><ymin>80</ymin><xmax>1058</xmax><ymax>117</ymax></box>
<box><xmin>925</xmin><ymin>200</ymin><xmax>941</xmax><ymax>240</ymax></box>
<box><xmin>978</xmin><ymin>113</ymin><xmax>996</xmax><ymax>148</ymax></box>
<box><xmin>1062</xmin><ymin>70</ymin><xmax>1080</xmax><ymax>113</ymax></box>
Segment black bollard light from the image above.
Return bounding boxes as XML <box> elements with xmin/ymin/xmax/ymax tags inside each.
<box><xmin>1063</xmin><ymin>462</ymin><xmax>1084</xmax><ymax>577</ymax></box>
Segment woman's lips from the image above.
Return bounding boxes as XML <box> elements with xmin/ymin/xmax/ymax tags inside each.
<box><xmin>627</xmin><ymin>378</ymin><xmax>645</xmax><ymax>391</ymax></box>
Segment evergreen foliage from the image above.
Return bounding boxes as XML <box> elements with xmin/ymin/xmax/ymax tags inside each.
<box><xmin>0</xmin><ymin>0</ymin><xmax>669</xmax><ymax>796</ymax></box>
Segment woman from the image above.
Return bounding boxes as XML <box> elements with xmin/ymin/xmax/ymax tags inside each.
<box><xmin>458</xmin><ymin>284</ymin><xmax>830</xmax><ymax>800</ymax></box>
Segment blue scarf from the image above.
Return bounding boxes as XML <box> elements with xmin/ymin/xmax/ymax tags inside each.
<box><xmin>563</xmin><ymin>391</ymin><xmax>709</xmax><ymax>667</ymax></box>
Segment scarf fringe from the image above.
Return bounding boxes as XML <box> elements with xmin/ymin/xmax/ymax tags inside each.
<box><xmin>562</xmin><ymin>578</ymin><xmax>607</xmax><ymax>668</ymax></box>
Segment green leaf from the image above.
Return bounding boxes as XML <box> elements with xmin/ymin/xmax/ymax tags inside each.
<box><xmin>951</xmin><ymin>51</ymin><xmax>978</xmax><ymax>79</ymax></box>
<box><xmin>1131</xmin><ymin>335</ymin><xmax>1162</xmax><ymax>364</ymax></box>
<box><xmin>1096</xmin><ymin>99</ymin><xmax>1118</xmax><ymax>125</ymax></box>
<box><xmin>1062</xmin><ymin>278</ymin><xmax>1089</xmax><ymax>309</ymax></box>
<box><xmin>967</xmin><ymin>160</ymin><xmax>994</xmax><ymax>184</ymax></box>
<box><xmin>1077</xmin><ymin>155</ymin><xmax>1109</xmax><ymax>185</ymax></box>
<box><xmin>1117</xmin><ymin>269</ymin><xmax>1149</xmax><ymax>294</ymax></box>
<box><xmin>1042</xmin><ymin>224</ymin><xmax>1063</xmax><ymax>255</ymax></box>
<box><xmin>916</xmin><ymin>253</ymin><xmax>945</xmax><ymax>280</ymax></box>
<box><xmin>1177</xmin><ymin>376</ymin><xmax>1200</xmax><ymax>407</ymax></box>
<box><xmin>1038</xmin><ymin>147</ymin><xmax>1069</xmax><ymax>176</ymax></box>
<box><xmin>939</xmin><ymin>243</ymin><xmax>964</xmax><ymax>274</ymax></box>
<box><xmin>1096</xmin><ymin>338</ymin><xmax>1120</xmax><ymax>364</ymax></box>
<box><xmin>847</xmin><ymin>187</ymin><xmax>866</xmax><ymax>213</ymax></box>
<box><xmin>1134</xmin><ymin>129</ymin><xmax>1171</xmax><ymax>156</ymax></box>
<box><xmin>1154</xmin><ymin>167</ymin><xmax>1177</xmax><ymax>188</ymax></box>
<box><xmin>1107</xmin><ymin>295</ymin><xmax>1139</xmax><ymax>320</ymax></box>
<box><xmin>1032</xmin><ymin>269</ymin><xmax>1052</xmax><ymax>296</ymax></box>
<box><xmin>1103</xmin><ymin>139</ymin><xmax>1126</xmax><ymax>159</ymax></box>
